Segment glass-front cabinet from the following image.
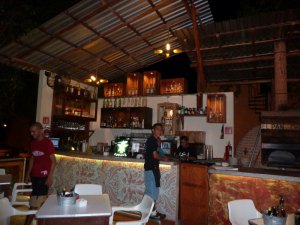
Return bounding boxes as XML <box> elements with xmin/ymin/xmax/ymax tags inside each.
<box><xmin>157</xmin><ymin>103</ymin><xmax>181</xmax><ymax>135</ymax></box>
<box><xmin>207</xmin><ymin>94</ymin><xmax>226</xmax><ymax>123</ymax></box>
<box><xmin>52</xmin><ymin>90</ymin><xmax>97</xmax><ymax>120</ymax></box>
<box><xmin>51</xmin><ymin>87</ymin><xmax>98</xmax><ymax>150</ymax></box>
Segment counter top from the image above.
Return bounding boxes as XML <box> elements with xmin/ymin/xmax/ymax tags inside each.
<box><xmin>209</xmin><ymin>166</ymin><xmax>300</xmax><ymax>182</ymax></box>
<box><xmin>55</xmin><ymin>151</ymin><xmax>178</xmax><ymax>166</ymax></box>
<box><xmin>0</xmin><ymin>157</ymin><xmax>25</xmax><ymax>162</ymax></box>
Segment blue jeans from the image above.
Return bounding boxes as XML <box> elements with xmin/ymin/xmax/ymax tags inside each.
<box><xmin>144</xmin><ymin>170</ymin><xmax>159</xmax><ymax>201</ymax></box>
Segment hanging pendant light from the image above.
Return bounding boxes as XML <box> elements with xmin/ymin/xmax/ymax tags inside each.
<box><xmin>154</xmin><ymin>32</ymin><xmax>183</xmax><ymax>58</ymax></box>
<box><xmin>84</xmin><ymin>60</ymin><xmax>108</xmax><ymax>85</ymax></box>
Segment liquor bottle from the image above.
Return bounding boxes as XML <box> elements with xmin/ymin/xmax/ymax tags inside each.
<box><xmin>279</xmin><ymin>196</ymin><xmax>286</xmax><ymax>217</ymax></box>
<box><xmin>267</xmin><ymin>207</ymin><xmax>272</xmax><ymax>216</ymax></box>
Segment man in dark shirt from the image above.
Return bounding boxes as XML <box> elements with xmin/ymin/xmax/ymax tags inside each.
<box><xmin>144</xmin><ymin>123</ymin><xmax>168</xmax><ymax>220</ymax></box>
<box><xmin>176</xmin><ymin>136</ymin><xmax>197</xmax><ymax>160</ymax></box>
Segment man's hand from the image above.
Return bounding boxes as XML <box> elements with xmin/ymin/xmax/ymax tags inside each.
<box><xmin>25</xmin><ymin>175</ymin><xmax>31</xmax><ymax>183</ymax></box>
<box><xmin>45</xmin><ymin>176</ymin><xmax>53</xmax><ymax>187</ymax></box>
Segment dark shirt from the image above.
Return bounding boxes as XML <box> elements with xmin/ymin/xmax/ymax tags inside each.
<box><xmin>144</xmin><ymin>135</ymin><xmax>159</xmax><ymax>171</ymax></box>
<box><xmin>176</xmin><ymin>145</ymin><xmax>197</xmax><ymax>158</ymax></box>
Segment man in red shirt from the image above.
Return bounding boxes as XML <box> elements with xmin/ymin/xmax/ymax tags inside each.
<box><xmin>24</xmin><ymin>122</ymin><xmax>56</xmax><ymax>225</ymax></box>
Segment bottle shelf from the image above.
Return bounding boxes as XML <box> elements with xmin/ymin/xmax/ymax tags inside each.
<box><xmin>100</xmin><ymin>107</ymin><xmax>152</xmax><ymax>129</ymax></box>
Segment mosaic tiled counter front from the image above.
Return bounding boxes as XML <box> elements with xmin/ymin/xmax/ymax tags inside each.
<box><xmin>53</xmin><ymin>154</ymin><xmax>179</xmax><ymax>221</ymax></box>
<box><xmin>208</xmin><ymin>169</ymin><xmax>300</xmax><ymax>225</ymax></box>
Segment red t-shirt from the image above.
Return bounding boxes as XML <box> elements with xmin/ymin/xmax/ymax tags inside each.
<box><xmin>29</xmin><ymin>138</ymin><xmax>55</xmax><ymax>177</ymax></box>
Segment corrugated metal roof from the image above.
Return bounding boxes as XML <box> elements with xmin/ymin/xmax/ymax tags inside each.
<box><xmin>0</xmin><ymin>0</ymin><xmax>213</xmax><ymax>81</ymax></box>
<box><xmin>176</xmin><ymin>8</ymin><xmax>300</xmax><ymax>83</ymax></box>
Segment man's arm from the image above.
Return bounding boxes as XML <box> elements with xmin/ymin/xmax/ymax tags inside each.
<box><xmin>153</xmin><ymin>150</ymin><xmax>168</xmax><ymax>161</ymax></box>
<box><xmin>25</xmin><ymin>156</ymin><xmax>34</xmax><ymax>183</ymax></box>
<box><xmin>45</xmin><ymin>154</ymin><xmax>56</xmax><ymax>187</ymax></box>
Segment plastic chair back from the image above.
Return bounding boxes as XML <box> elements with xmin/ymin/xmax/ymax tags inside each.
<box><xmin>228</xmin><ymin>199</ymin><xmax>262</xmax><ymax>225</ymax></box>
<box><xmin>0</xmin><ymin>197</ymin><xmax>37</xmax><ymax>225</ymax></box>
<box><xmin>109</xmin><ymin>194</ymin><xmax>155</xmax><ymax>225</ymax></box>
<box><xmin>74</xmin><ymin>184</ymin><xmax>102</xmax><ymax>195</ymax></box>
<box><xmin>135</xmin><ymin>195</ymin><xmax>155</xmax><ymax>223</ymax></box>
<box><xmin>11</xmin><ymin>182</ymin><xmax>32</xmax><ymax>207</ymax></box>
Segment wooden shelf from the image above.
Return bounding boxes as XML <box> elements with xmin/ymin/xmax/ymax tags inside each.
<box><xmin>100</xmin><ymin>107</ymin><xmax>152</xmax><ymax>129</ymax></box>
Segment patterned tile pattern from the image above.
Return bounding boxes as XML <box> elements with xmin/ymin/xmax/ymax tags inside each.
<box><xmin>52</xmin><ymin>155</ymin><xmax>179</xmax><ymax>220</ymax></box>
<box><xmin>209</xmin><ymin>174</ymin><xmax>300</xmax><ymax>225</ymax></box>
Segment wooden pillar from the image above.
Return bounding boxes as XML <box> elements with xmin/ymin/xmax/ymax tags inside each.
<box><xmin>273</xmin><ymin>40</ymin><xmax>287</xmax><ymax>110</ymax></box>
<box><xmin>191</xmin><ymin>4</ymin><xmax>206</xmax><ymax>109</ymax></box>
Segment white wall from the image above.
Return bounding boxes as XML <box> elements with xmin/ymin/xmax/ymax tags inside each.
<box><xmin>36</xmin><ymin>71</ymin><xmax>234</xmax><ymax>158</ymax></box>
<box><xmin>36</xmin><ymin>70</ymin><xmax>54</xmax><ymax>125</ymax></box>
<box><xmin>89</xmin><ymin>93</ymin><xmax>234</xmax><ymax>158</ymax></box>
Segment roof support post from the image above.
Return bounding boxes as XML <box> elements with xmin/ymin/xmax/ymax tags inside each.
<box><xmin>273</xmin><ymin>40</ymin><xmax>287</xmax><ymax>110</ymax></box>
<box><xmin>191</xmin><ymin>3</ymin><xmax>206</xmax><ymax>108</ymax></box>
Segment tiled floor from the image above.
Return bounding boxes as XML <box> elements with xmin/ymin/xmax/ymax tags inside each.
<box><xmin>10</xmin><ymin>210</ymin><xmax>175</xmax><ymax>225</ymax></box>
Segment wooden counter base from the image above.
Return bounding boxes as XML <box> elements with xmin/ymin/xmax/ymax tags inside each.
<box><xmin>0</xmin><ymin>158</ymin><xmax>26</xmax><ymax>182</ymax></box>
<box><xmin>37</xmin><ymin>216</ymin><xmax>109</xmax><ymax>225</ymax></box>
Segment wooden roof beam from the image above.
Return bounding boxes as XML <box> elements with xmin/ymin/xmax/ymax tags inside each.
<box><xmin>200</xmin><ymin>20</ymin><xmax>300</xmax><ymax>39</ymax></box>
<box><xmin>190</xmin><ymin>50</ymin><xmax>300</xmax><ymax>67</ymax></box>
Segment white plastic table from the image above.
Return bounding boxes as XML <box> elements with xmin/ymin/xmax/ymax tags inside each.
<box><xmin>36</xmin><ymin>194</ymin><xmax>112</xmax><ymax>225</ymax></box>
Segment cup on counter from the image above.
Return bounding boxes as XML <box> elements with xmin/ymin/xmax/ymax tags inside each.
<box><xmin>229</xmin><ymin>157</ymin><xmax>238</xmax><ymax>166</ymax></box>
<box><xmin>204</xmin><ymin>145</ymin><xmax>213</xmax><ymax>160</ymax></box>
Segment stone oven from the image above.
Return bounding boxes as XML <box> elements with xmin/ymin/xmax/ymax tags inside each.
<box><xmin>261</xmin><ymin>111</ymin><xmax>300</xmax><ymax>168</ymax></box>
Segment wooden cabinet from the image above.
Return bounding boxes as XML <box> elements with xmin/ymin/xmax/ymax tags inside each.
<box><xmin>103</xmin><ymin>83</ymin><xmax>124</xmax><ymax>97</ymax></box>
<box><xmin>157</xmin><ymin>103</ymin><xmax>180</xmax><ymax>135</ymax></box>
<box><xmin>52</xmin><ymin>89</ymin><xmax>97</xmax><ymax>121</ymax></box>
<box><xmin>160</xmin><ymin>78</ymin><xmax>187</xmax><ymax>95</ymax></box>
<box><xmin>142</xmin><ymin>71</ymin><xmax>160</xmax><ymax>95</ymax></box>
<box><xmin>51</xmin><ymin>87</ymin><xmax>97</xmax><ymax>148</ymax></box>
<box><xmin>100</xmin><ymin>107</ymin><xmax>152</xmax><ymax>129</ymax></box>
<box><xmin>207</xmin><ymin>94</ymin><xmax>226</xmax><ymax>123</ymax></box>
<box><xmin>126</xmin><ymin>73</ymin><xmax>142</xmax><ymax>96</ymax></box>
<box><xmin>180</xmin><ymin>163</ymin><xmax>209</xmax><ymax>225</ymax></box>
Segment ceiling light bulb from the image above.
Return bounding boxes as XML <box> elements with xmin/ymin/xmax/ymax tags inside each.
<box><xmin>90</xmin><ymin>75</ymin><xmax>97</xmax><ymax>81</ymax></box>
<box><xmin>154</xmin><ymin>49</ymin><xmax>163</xmax><ymax>54</ymax></box>
<box><xmin>166</xmin><ymin>43</ymin><xmax>171</xmax><ymax>51</ymax></box>
<box><xmin>99</xmin><ymin>79</ymin><xmax>108</xmax><ymax>83</ymax></box>
<box><xmin>166</xmin><ymin>53</ymin><xmax>170</xmax><ymax>58</ymax></box>
<box><xmin>84</xmin><ymin>78</ymin><xmax>92</xmax><ymax>83</ymax></box>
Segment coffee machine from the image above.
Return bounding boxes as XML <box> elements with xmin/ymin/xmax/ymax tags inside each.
<box><xmin>128</xmin><ymin>137</ymin><xmax>148</xmax><ymax>158</ymax></box>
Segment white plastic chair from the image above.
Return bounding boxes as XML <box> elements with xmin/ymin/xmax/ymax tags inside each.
<box><xmin>11</xmin><ymin>182</ymin><xmax>32</xmax><ymax>207</ymax></box>
<box><xmin>228</xmin><ymin>199</ymin><xmax>262</xmax><ymax>225</ymax></box>
<box><xmin>109</xmin><ymin>195</ymin><xmax>155</xmax><ymax>225</ymax></box>
<box><xmin>74</xmin><ymin>184</ymin><xmax>102</xmax><ymax>195</ymax></box>
<box><xmin>0</xmin><ymin>197</ymin><xmax>37</xmax><ymax>225</ymax></box>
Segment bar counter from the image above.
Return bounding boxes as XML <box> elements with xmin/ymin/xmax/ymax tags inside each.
<box><xmin>52</xmin><ymin>152</ymin><xmax>179</xmax><ymax>222</ymax></box>
<box><xmin>208</xmin><ymin>167</ymin><xmax>300</xmax><ymax>225</ymax></box>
